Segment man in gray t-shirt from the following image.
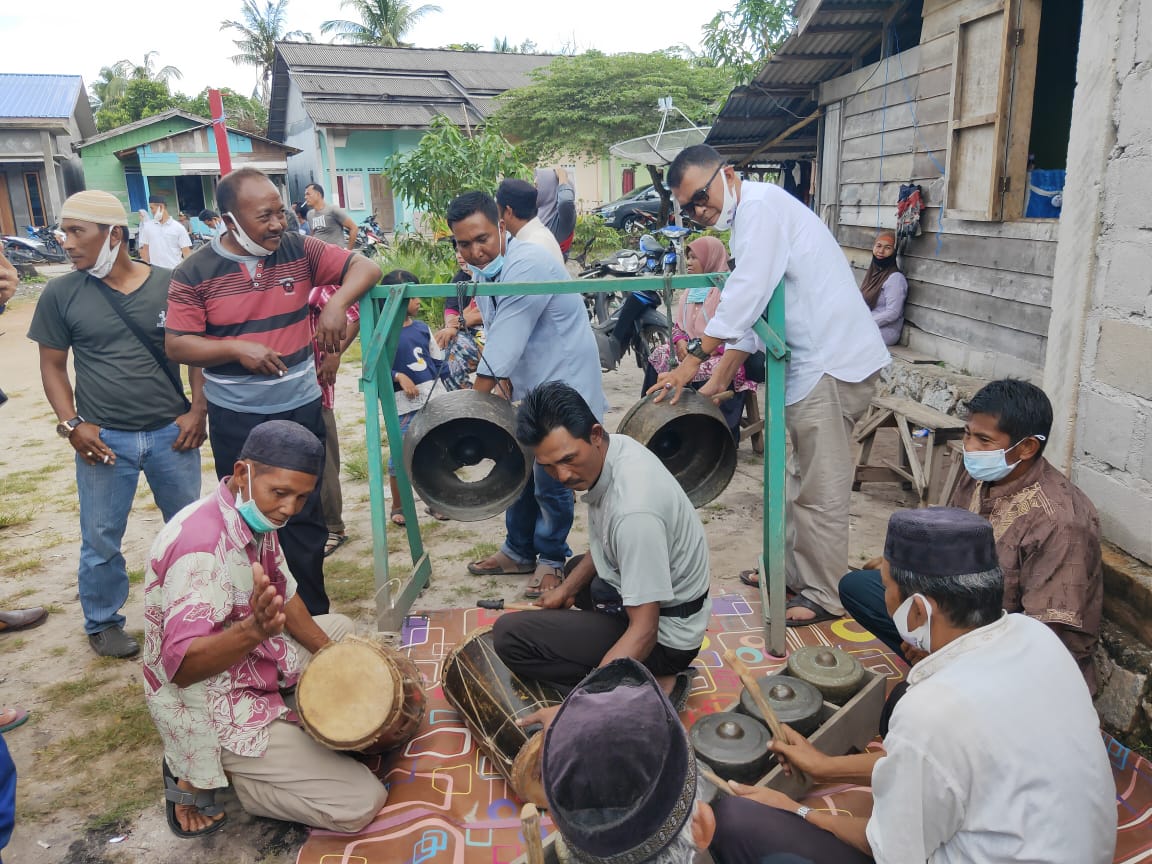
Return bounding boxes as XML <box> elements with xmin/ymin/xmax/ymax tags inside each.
<box><xmin>494</xmin><ymin>382</ymin><xmax>709</xmax><ymax>700</ymax></box>
<box><xmin>303</xmin><ymin>183</ymin><xmax>357</xmax><ymax>249</ymax></box>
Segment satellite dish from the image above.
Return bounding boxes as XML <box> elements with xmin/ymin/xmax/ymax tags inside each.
<box><xmin>609</xmin><ymin>99</ymin><xmax>710</xmax><ymax>167</ymax></box>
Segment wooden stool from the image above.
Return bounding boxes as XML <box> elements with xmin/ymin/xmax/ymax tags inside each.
<box><xmin>936</xmin><ymin>439</ymin><xmax>967</xmax><ymax>507</ymax></box>
<box><xmin>852</xmin><ymin>395</ymin><xmax>966</xmax><ymax>504</ymax></box>
<box><xmin>740</xmin><ymin>391</ymin><xmax>765</xmax><ymax>455</ymax></box>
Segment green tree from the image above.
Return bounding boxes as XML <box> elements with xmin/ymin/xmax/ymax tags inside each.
<box><xmin>702</xmin><ymin>0</ymin><xmax>795</xmax><ymax>85</ymax></box>
<box><xmin>95</xmin><ymin>79</ymin><xmax>177</xmax><ymax>132</ymax></box>
<box><xmin>442</xmin><ymin>42</ymin><xmax>481</xmax><ymax>52</ymax></box>
<box><xmin>320</xmin><ymin>0</ymin><xmax>441</xmax><ymax>47</ymax></box>
<box><xmin>115</xmin><ymin>51</ymin><xmax>183</xmax><ymax>84</ymax></box>
<box><xmin>382</xmin><ymin>115</ymin><xmax>529</xmax><ymax>218</ymax></box>
<box><xmin>221</xmin><ymin>0</ymin><xmax>312</xmax><ymax>104</ymax></box>
<box><xmin>176</xmin><ymin>87</ymin><xmax>270</xmax><ymax>135</ymax></box>
<box><xmin>493</xmin><ymin>51</ymin><xmax>733</xmax><ymax>163</ymax></box>
<box><xmin>90</xmin><ymin>66</ymin><xmax>128</xmax><ymax>110</ymax></box>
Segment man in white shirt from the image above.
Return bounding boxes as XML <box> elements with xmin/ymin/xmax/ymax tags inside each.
<box><xmin>710</xmin><ymin>506</ymin><xmax>1116</xmax><ymax>864</ymax></box>
<box><xmin>653</xmin><ymin>144</ymin><xmax>890</xmax><ymax>625</ymax></box>
<box><xmin>138</xmin><ymin>194</ymin><xmax>192</xmax><ymax>268</ymax></box>
<box><xmin>496</xmin><ymin>178</ymin><xmax>565</xmax><ymax>265</ymax></box>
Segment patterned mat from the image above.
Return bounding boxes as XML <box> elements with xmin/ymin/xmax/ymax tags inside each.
<box><xmin>297</xmin><ymin>594</ymin><xmax>1152</xmax><ymax>864</ymax></box>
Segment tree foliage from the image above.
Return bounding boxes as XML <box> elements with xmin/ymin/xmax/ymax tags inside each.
<box><xmin>382</xmin><ymin>115</ymin><xmax>529</xmax><ymax>218</ymax></box>
<box><xmin>702</xmin><ymin>0</ymin><xmax>795</xmax><ymax>85</ymax></box>
<box><xmin>493</xmin><ymin>51</ymin><xmax>733</xmax><ymax>162</ymax></box>
<box><xmin>320</xmin><ymin>0</ymin><xmax>441</xmax><ymax>47</ymax></box>
<box><xmin>178</xmin><ymin>88</ymin><xmax>269</xmax><ymax>135</ymax></box>
<box><xmin>95</xmin><ymin>79</ymin><xmax>178</xmax><ymax>132</ymax></box>
<box><xmin>221</xmin><ymin>0</ymin><xmax>312</xmax><ymax>104</ymax></box>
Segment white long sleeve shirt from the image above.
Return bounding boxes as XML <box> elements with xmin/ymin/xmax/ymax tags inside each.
<box><xmin>704</xmin><ymin>181</ymin><xmax>890</xmax><ymax>405</ymax></box>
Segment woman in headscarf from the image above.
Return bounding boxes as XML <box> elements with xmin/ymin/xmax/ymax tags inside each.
<box><xmin>644</xmin><ymin>235</ymin><xmax>755</xmax><ymax>436</ymax></box>
<box><xmin>860</xmin><ymin>230</ymin><xmax>907</xmax><ymax>345</ymax></box>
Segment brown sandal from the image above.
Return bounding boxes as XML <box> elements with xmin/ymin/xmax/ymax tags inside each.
<box><xmin>523</xmin><ymin>565</ymin><xmax>564</xmax><ymax>600</ymax></box>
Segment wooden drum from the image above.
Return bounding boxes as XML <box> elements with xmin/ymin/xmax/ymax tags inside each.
<box><xmin>297</xmin><ymin>636</ymin><xmax>427</xmax><ymax>754</ymax></box>
<box><xmin>441</xmin><ymin>626</ymin><xmax>566</xmax><ymax>808</ymax></box>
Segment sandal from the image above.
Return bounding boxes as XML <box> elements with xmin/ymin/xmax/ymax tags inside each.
<box><xmin>163</xmin><ymin>761</ymin><xmax>228</xmax><ymax>838</ymax></box>
<box><xmin>468</xmin><ymin>553</ymin><xmax>536</xmax><ymax>577</ymax></box>
<box><xmin>738</xmin><ymin>568</ymin><xmax>760</xmax><ymax>587</ymax></box>
<box><xmin>0</xmin><ymin>706</ymin><xmax>28</xmax><ymax>734</ymax></box>
<box><xmin>424</xmin><ymin>506</ymin><xmax>450</xmax><ymax>522</ymax></box>
<box><xmin>523</xmin><ymin>565</ymin><xmax>564</xmax><ymax>600</ymax></box>
<box><xmin>784</xmin><ymin>595</ymin><xmax>842</xmax><ymax>627</ymax></box>
<box><xmin>390</xmin><ymin>509</ymin><xmax>406</xmax><ymax>527</ymax></box>
<box><xmin>324</xmin><ymin>532</ymin><xmax>348</xmax><ymax>557</ymax></box>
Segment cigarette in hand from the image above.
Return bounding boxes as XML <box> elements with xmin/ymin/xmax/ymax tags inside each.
<box><xmin>103</xmin><ymin>454</ymin><xmax>111</xmax><ymax>464</ymax></box>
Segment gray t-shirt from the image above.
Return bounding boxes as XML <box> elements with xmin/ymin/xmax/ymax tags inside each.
<box><xmin>307</xmin><ymin>205</ymin><xmax>352</xmax><ymax>246</ymax></box>
<box><xmin>582</xmin><ymin>434</ymin><xmax>711</xmax><ymax>650</ymax></box>
<box><xmin>27</xmin><ymin>267</ymin><xmax>187</xmax><ymax>431</ymax></box>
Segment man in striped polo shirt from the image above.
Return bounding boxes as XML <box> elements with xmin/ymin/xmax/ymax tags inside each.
<box><xmin>165</xmin><ymin>168</ymin><xmax>382</xmax><ymax>614</ymax></box>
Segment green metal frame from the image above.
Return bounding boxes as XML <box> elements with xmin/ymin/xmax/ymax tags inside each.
<box><xmin>358</xmin><ymin>276</ymin><xmax>789</xmax><ymax>655</ymax></box>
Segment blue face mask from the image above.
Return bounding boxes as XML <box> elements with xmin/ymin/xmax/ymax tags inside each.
<box><xmin>236</xmin><ymin>463</ymin><xmax>286</xmax><ymax>534</ymax></box>
<box><xmin>469</xmin><ymin>254</ymin><xmax>504</xmax><ymax>281</ymax></box>
<box><xmin>962</xmin><ymin>435</ymin><xmax>1044</xmax><ymax>483</ymax></box>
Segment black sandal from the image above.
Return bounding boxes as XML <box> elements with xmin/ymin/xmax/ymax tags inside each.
<box><xmin>163</xmin><ymin>761</ymin><xmax>228</xmax><ymax>838</ymax></box>
<box><xmin>784</xmin><ymin>595</ymin><xmax>842</xmax><ymax>627</ymax></box>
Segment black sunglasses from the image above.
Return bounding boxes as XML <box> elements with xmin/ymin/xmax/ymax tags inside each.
<box><xmin>680</xmin><ymin>163</ymin><xmax>725</xmax><ymax>218</ymax></box>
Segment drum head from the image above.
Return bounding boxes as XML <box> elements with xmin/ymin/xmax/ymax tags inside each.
<box><xmin>786</xmin><ymin>646</ymin><xmax>865</xmax><ymax>704</ymax></box>
<box><xmin>298</xmin><ymin>639</ymin><xmax>397</xmax><ymax>748</ymax></box>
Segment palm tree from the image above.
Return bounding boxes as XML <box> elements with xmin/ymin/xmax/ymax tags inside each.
<box><xmin>320</xmin><ymin>0</ymin><xmax>441</xmax><ymax>48</ymax></box>
<box><xmin>90</xmin><ymin>66</ymin><xmax>129</xmax><ymax>109</ymax></box>
<box><xmin>115</xmin><ymin>51</ymin><xmax>182</xmax><ymax>84</ymax></box>
<box><xmin>221</xmin><ymin>0</ymin><xmax>312</xmax><ymax>104</ymax></box>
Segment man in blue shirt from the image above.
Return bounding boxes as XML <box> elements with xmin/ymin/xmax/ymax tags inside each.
<box><xmin>447</xmin><ymin>191</ymin><xmax>606</xmax><ymax>598</ymax></box>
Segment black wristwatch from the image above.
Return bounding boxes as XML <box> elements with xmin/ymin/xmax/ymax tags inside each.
<box><xmin>56</xmin><ymin>415</ymin><xmax>85</xmax><ymax>439</ymax></box>
<box><xmin>685</xmin><ymin>338</ymin><xmax>711</xmax><ymax>362</ymax></box>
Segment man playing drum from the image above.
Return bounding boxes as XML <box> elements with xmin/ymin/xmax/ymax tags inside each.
<box><xmin>142</xmin><ymin>421</ymin><xmax>387</xmax><ymax>838</ymax></box>
<box><xmin>493</xmin><ymin>382</ymin><xmax>709</xmax><ymax>708</ymax></box>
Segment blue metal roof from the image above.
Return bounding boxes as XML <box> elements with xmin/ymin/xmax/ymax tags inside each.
<box><xmin>0</xmin><ymin>74</ymin><xmax>84</xmax><ymax>119</ymax></box>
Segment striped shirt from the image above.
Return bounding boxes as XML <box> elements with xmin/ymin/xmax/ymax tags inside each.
<box><xmin>167</xmin><ymin>233</ymin><xmax>354</xmax><ymax>413</ymax></box>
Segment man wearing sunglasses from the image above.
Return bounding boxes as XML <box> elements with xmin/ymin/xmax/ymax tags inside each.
<box><xmin>651</xmin><ymin>144</ymin><xmax>890</xmax><ymax>627</ymax></box>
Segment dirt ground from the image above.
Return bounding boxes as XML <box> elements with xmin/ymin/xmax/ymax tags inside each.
<box><xmin>0</xmin><ymin>272</ymin><xmax>913</xmax><ymax>863</ymax></box>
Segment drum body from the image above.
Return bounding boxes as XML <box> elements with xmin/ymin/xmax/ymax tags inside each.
<box><xmin>441</xmin><ymin>626</ymin><xmax>566</xmax><ymax>807</ymax></box>
<box><xmin>297</xmin><ymin>636</ymin><xmax>427</xmax><ymax>754</ymax></box>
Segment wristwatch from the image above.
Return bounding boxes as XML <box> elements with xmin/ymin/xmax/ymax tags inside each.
<box><xmin>796</xmin><ymin>805</ymin><xmax>812</xmax><ymax>821</ymax></box>
<box><xmin>56</xmin><ymin>416</ymin><xmax>85</xmax><ymax>439</ymax></box>
<box><xmin>685</xmin><ymin>338</ymin><xmax>711</xmax><ymax>362</ymax></box>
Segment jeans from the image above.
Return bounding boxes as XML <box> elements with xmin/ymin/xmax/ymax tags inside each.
<box><xmin>501</xmin><ymin>461</ymin><xmax>574</xmax><ymax>569</ymax></box>
<box><xmin>76</xmin><ymin>422</ymin><xmax>201</xmax><ymax>634</ymax></box>
<box><xmin>838</xmin><ymin>568</ymin><xmax>907</xmax><ymax>660</ymax></box>
<box><xmin>207</xmin><ymin>399</ymin><xmax>329</xmax><ymax>616</ymax></box>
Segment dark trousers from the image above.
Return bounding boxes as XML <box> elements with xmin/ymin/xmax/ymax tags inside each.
<box><xmin>710</xmin><ymin>796</ymin><xmax>874</xmax><ymax>864</ymax></box>
<box><xmin>837</xmin><ymin>569</ymin><xmax>907</xmax><ymax>662</ymax></box>
<box><xmin>492</xmin><ymin>557</ymin><xmax>700</xmax><ymax>688</ymax></box>
<box><xmin>208</xmin><ymin>398</ymin><xmax>330</xmax><ymax>615</ymax></box>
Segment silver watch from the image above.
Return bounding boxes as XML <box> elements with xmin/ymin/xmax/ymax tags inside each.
<box><xmin>796</xmin><ymin>805</ymin><xmax>812</xmax><ymax>821</ymax></box>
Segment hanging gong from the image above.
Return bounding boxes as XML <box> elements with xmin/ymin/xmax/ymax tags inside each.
<box><xmin>737</xmin><ymin>674</ymin><xmax>824</xmax><ymax>738</ymax></box>
<box><xmin>616</xmin><ymin>390</ymin><xmax>737</xmax><ymax>507</ymax></box>
<box><xmin>786</xmin><ymin>646</ymin><xmax>866</xmax><ymax>705</ymax></box>
<box><xmin>689</xmin><ymin>711</ymin><xmax>773</xmax><ymax>785</ymax></box>
<box><xmin>402</xmin><ymin>390</ymin><xmax>532</xmax><ymax>522</ymax></box>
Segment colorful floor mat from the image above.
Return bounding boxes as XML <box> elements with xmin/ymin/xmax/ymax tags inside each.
<box><xmin>297</xmin><ymin>593</ymin><xmax>1152</xmax><ymax>864</ymax></box>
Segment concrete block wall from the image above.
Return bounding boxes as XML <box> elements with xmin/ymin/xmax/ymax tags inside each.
<box><xmin>1070</xmin><ymin>0</ymin><xmax>1152</xmax><ymax>566</ymax></box>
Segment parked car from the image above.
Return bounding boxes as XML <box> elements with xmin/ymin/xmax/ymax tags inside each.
<box><xmin>592</xmin><ymin>185</ymin><xmax>665</xmax><ymax>233</ymax></box>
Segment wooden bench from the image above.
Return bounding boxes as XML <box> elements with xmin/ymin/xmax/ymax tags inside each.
<box><xmin>852</xmin><ymin>395</ymin><xmax>967</xmax><ymax>504</ymax></box>
<box><xmin>740</xmin><ymin>391</ymin><xmax>765</xmax><ymax>455</ymax></box>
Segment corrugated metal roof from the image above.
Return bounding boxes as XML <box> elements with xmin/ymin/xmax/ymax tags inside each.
<box><xmin>303</xmin><ymin>101</ymin><xmax>486</xmax><ymax>128</ymax></box>
<box><xmin>0</xmin><ymin>74</ymin><xmax>83</xmax><ymax>119</ymax></box>
<box><xmin>292</xmin><ymin>73</ymin><xmax>461</xmax><ymax>99</ymax></box>
<box><xmin>275</xmin><ymin>42</ymin><xmax>553</xmax><ymax>78</ymax></box>
<box><xmin>707</xmin><ymin>0</ymin><xmax>903</xmax><ymax>163</ymax></box>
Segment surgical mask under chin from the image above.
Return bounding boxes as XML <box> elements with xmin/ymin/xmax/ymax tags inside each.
<box><xmin>893</xmin><ymin>592</ymin><xmax>932</xmax><ymax>653</ymax></box>
<box><xmin>87</xmin><ymin>231</ymin><xmax>120</xmax><ymax>279</ymax></box>
<box><xmin>469</xmin><ymin>250</ymin><xmax>505</xmax><ymax>280</ymax></box>
<box><xmin>962</xmin><ymin>436</ymin><xmax>1043</xmax><ymax>483</ymax></box>
<box><xmin>226</xmin><ymin>212</ymin><xmax>274</xmax><ymax>257</ymax></box>
<box><xmin>236</xmin><ymin>466</ymin><xmax>286</xmax><ymax>534</ymax></box>
<box><xmin>711</xmin><ymin>176</ymin><xmax>738</xmax><ymax>231</ymax></box>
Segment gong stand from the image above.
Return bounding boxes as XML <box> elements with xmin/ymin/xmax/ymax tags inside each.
<box><xmin>358</xmin><ymin>275</ymin><xmax>788</xmax><ymax>653</ymax></box>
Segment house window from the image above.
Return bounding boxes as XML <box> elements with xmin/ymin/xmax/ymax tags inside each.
<box><xmin>943</xmin><ymin>0</ymin><xmax>1082</xmax><ymax>221</ymax></box>
<box><xmin>24</xmin><ymin>172</ymin><xmax>45</xmax><ymax>226</ymax></box>
<box><xmin>339</xmin><ymin>173</ymin><xmax>366</xmax><ymax>211</ymax></box>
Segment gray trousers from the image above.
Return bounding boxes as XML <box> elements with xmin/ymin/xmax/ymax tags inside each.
<box><xmin>320</xmin><ymin>407</ymin><xmax>345</xmax><ymax>535</ymax></box>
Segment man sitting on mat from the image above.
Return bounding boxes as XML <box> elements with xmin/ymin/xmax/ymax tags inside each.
<box><xmin>493</xmin><ymin>382</ymin><xmax>708</xmax><ymax>707</ymax></box>
<box><xmin>711</xmin><ymin>507</ymin><xmax>1115</xmax><ymax>864</ymax></box>
<box><xmin>143</xmin><ymin>421</ymin><xmax>387</xmax><ymax>837</ymax></box>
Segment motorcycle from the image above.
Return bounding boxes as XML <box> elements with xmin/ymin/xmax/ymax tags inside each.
<box><xmin>591</xmin><ymin>291</ymin><xmax>669</xmax><ymax>372</ymax></box>
<box><xmin>637</xmin><ymin>225</ymin><xmax>696</xmax><ymax>275</ymax></box>
<box><xmin>578</xmin><ymin>248</ymin><xmax>642</xmax><ymax>324</ymax></box>
<box><xmin>4</xmin><ymin>224</ymin><xmax>68</xmax><ymax>265</ymax></box>
<box><xmin>353</xmin><ymin>212</ymin><xmax>387</xmax><ymax>254</ymax></box>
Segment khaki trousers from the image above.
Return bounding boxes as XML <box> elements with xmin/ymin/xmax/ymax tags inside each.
<box><xmin>784</xmin><ymin>373</ymin><xmax>878</xmax><ymax>615</ymax></box>
<box><xmin>219</xmin><ymin>614</ymin><xmax>388</xmax><ymax>832</ymax></box>
<box><xmin>320</xmin><ymin>407</ymin><xmax>344</xmax><ymax>534</ymax></box>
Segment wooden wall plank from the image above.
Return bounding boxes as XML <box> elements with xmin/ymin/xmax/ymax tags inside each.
<box><xmin>905</xmin><ymin>303</ymin><xmax>1047</xmax><ymax>366</ymax></box>
<box><xmin>906</xmin><ymin>279</ymin><xmax>1052</xmax><ymax>335</ymax></box>
<box><xmin>903</xmin><ymin>257</ymin><xmax>1053</xmax><ymax>306</ymax></box>
<box><xmin>839</xmin><ymin>151</ymin><xmax>947</xmax><ymax>184</ymax></box>
<box><xmin>836</xmin><ymin>223</ymin><xmax>1057</xmax><ymax>275</ymax></box>
<box><xmin>921</xmin><ymin>0</ymin><xmax>1005</xmax><ymax>42</ymax></box>
<box><xmin>838</xmin><ymin>211</ymin><xmax>1057</xmax><ymax>244</ymax></box>
<box><xmin>842</xmin><ymin>94</ymin><xmax>952</xmax><ymax>139</ymax></box>
<box><xmin>820</xmin><ymin>46</ymin><xmax>920</xmax><ymax>105</ymax></box>
<box><xmin>840</xmin><ymin>122</ymin><xmax>949</xmax><ymax>161</ymax></box>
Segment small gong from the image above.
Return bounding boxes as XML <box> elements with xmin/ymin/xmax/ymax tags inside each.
<box><xmin>786</xmin><ymin>646</ymin><xmax>866</xmax><ymax>705</ymax></box>
<box><xmin>689</xmin><ymin>712</ymin><xmax>772</xmax><ymax>785</ymax></box>
<box><xmin>737</xmin><ymin>674</ymin><xmax>824</xmax><ymax>737</ymax></box>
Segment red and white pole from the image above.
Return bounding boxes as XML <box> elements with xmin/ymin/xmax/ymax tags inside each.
<box><xmin>208</xmin><ymin>89</ymin><xmax>232</xmax><ymax>176</ymax></box>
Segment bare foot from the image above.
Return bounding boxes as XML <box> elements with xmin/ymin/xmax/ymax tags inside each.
<box><xmin>174</xmin><ymin>779</ymin><xmax>225</xmax><ymax>834</ymax></box>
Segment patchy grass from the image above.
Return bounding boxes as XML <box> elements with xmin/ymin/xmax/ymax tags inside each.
<box><xmin>0</xmin><ymin>552</ymin><xmax>43</xmax><ymax>574</ymax></box>
<box><xmin>343</xmin><ymin>339</ymin><xmax>362</xmax><ymax>365</ymax></box>
<box><xmin>0</xmin><ymin>637</ymin><xmax>27</xmax><ymax>655</ymax></box>
<box><xmin>0</xmin><ymin>506</ymin><xmax>36</xmax><ymax>529</ymax></box>
<box><xmin>41</xmin><ymin>603</ymin><xmax>64</xmax><ymax>614</ymax></box>
<box><xmin>49</xmin><ymin>645</ymin><xmax>67</xmax><ymax>657</ymax></box>
<box><xmin>344</xmin><ymin>443</ymin><xmax>370</xmax><ymax>481</ymax></box>
<box><xmin>462</xmin><ymin>542</ymin><xmax>499</xmax><ymax>562</ymax></box>
<box><xmin>1</xmin><ymin>587</ymin><xmax>36</xmax><ymax>605</ymax></box>
<box><xmin>325</xmin><ymin>559</ymin><xmax>376</xmax><ymax>605</ymax></box>
<box><xmin>127</xmin><ymin>567</ymin><xmax>146</xmax><ymax>585</ymax></box>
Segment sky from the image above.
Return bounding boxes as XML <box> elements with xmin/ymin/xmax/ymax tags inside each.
<box><xmin>0</xmin><ymin>1</ymin><xmax>722</xmax><ymax>101</ymax></box>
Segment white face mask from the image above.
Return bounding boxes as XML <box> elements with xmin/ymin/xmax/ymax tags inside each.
<box><xmin>87</xmin><ymin>229</ymin><xmax>120</xmax><ymax>279</ymax></box>
<box><xmin>711</xmin><ymin>175</ymin><xmax>738</xmax><ymax>231</ymax></box>
<box><xmin>225</xmin><ymin>211</ymin><xmax>274</xmax><ymax>257</ymax></box>
<box><xmin>892</xmin><ymin>592</ymin><xmax>933</xmax><ymax>653</ymax></box>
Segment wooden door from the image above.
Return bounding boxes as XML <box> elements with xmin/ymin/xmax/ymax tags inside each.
<box><xmin>0</xmin><ymin>175</ymin><xmax>15</xmax><ymax>236</ymax></box>
<box><xmin>369</xmin><ymin>173</ymin><xmax>396</xmax><ymax>232</ymax></box>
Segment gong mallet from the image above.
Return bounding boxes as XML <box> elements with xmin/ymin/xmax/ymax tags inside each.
<box><xmin>477</xmin><ymin>599</ymin><xmax>538</xmax><ymax>612</ymax></box>
<box><xmin>521</xmin><ymin>802</ymin><xmax>546</xmax><ymax>864</ymax></box>
<box><xmin>698</xmin><ymin>765</ymin><xmax>736</xmax><ymax>796</ymax></box>
<box><xmin>724</xmin><ymin>650</ymin><xmax>809</xmax><ymax>787</ymax></box>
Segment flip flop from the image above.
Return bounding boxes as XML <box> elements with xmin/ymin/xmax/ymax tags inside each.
<box><xmin>0</xmin><ymin>706</ymin><xmax>28</xmax><ymax>734</ymax></box>
<box><xmin>163</xmin><ymin>761</ymin><xmax>228</xmax><ymax>839</ymax></box>
<box><xmin>784</xmin><ymin>595</ymin><xmax>842</xmax><ymax>627</ymax></box>
<box><xmin>324</xmin><ymin>532</ymin><xmax>348</xmax><ymax>557</ymax></box>
<box><xmin>424</xmin><ymin>507</ymin><xmax>450</xmax><ymax>522</ymax></box>
<box><xmin>390</xmin><ymin>509</ymin><xmax>406</xmax><ymax>527</ymax></box>
<box><xmin>738</xmin><ymin>568</ymin><xmax>760</xmax><ymax>587</ymax></box>
<box><xmin>523</xmin><ymin>565</ymin><xmax>564</xmax><ymax>600</ymax></box>
<box><xmin>468</xmin><ymin>557</ymin><xmax>535</xmax><ymax>577</ymax></box>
